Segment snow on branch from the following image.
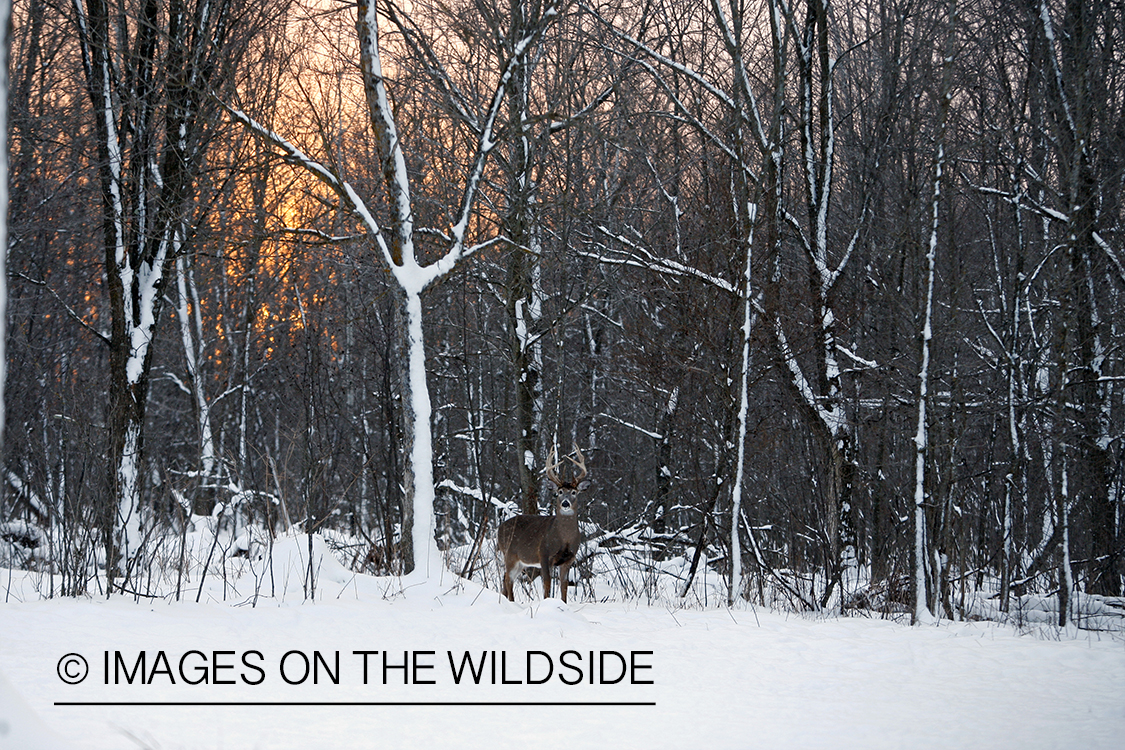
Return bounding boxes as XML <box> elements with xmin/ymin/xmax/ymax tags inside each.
<box><xmin>597</xmin><ymin>412</ymin><xmax>664</xmax><ymax>440</ymax></box>
<box><xmin>973</xmin><ymin>184</ymin><xmax>1125</xmax><ymax>289</ymax></box>
<box><xmin>277</xmin><ymin>227</ymin><xmax>365</xmax><ymax>245</ymax></box>
<box><xmin>1036</xmin><ymin>0</ymin><xmax>1077</xmax><ymax>141</ymax></box>
<box><xmin>1092</xmin><ymin>232</ymin><xmax>1125</xmax><ymax>290</ymax></box>
<box><xmin>437</xmin><ymin>479</ymin><xmax>510</xmax><ymax>513</ymax></box>
<box><xmin>835</xmin><ymin>343</ymin><xmax>878</xmax><ymax>370</ymax></box>
<box><xmin>215</xmin><ymin>97</ymin><xmax>397</xmax><ymax>270</ymax></box>
<box><xmin>547</xmin><ymin>83</ymin><xmax>615</xmax><ymax>135</ymax></box>
<box><xmin>973</xmin><ymin>184</ymin><xmax>1069</xmax><ymax>223</ymax></box>
<box><xmin>708</xmin><ymin>0</ymin><xmax>778</xmax><ymax>157</ymax></box>
<box><xmin>352</xmin><ymin>0</ymin><xmax>561</xmax><ymax>292</ymax></box>
<box><xmin>588</xmin><ymin>225</ymin><xmax>739</xmax><ymax>296</ymax></box>
<box><xmin>441</xmin><ymin>4</ymin><xmax>562</xmax><ymax>271</ymax></box>
<box><xmin>774</xmin><ymin>315</ymin><xmax>833</xmax><ymax>426</ymax></box>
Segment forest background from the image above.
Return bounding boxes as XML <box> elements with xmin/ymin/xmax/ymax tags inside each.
<box><xmin>2</xmin><ymin>0</ymin><xmax>1123</xmax><ymax>624</ymax></box>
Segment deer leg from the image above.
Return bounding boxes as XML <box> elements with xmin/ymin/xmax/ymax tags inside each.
<box><xmin>502</xmin><ymin>555</ymin><xmax>516</xmax><ymax>601</ymax></box>
<box><xmin>559</xmin><ymin>561</ymin><xmax>570</xmax><ymax>603</ymax></box>
<box><xmin>540</xmin><ymin>555</ymin><xmax>552</xmax><ymax>599</ymax></box>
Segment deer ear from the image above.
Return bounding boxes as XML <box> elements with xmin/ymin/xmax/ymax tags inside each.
<box><xmin>577</xmin><ymin>479</ymin><xmax>591</xmax><ymax>492</ymax></box>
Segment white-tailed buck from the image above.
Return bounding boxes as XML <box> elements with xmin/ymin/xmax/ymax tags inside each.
<box><xmin>498</xmin><ymin>444</ymin><xmax>588</xmax><ymax>603</ymax></box>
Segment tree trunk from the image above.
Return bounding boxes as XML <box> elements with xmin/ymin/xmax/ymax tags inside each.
<box><xmin>74</xmin><ymin>0</ymin><xmax>241</xmax><ymax>594</ymax></box>
<box><xmin>1035</xmin><ymin>0</ymin><xmax>1119</xmax><ymax>597</ymax></box>
<box><xmin>505</xmin><ymin>0</ymin><xmax>545</xmax><ymax>515</ymax></box>
<box><xmin>1058</xmin><ymin>465</ymin><xmax>1073</xmax><ymax>626</ymax></box>
<box><xmin>0</xmin><ymin>0</ymin><xmax>9</xmax><ymax>453</ymax></box>
<box><xmin>913</xmin><ymin>0</ymin><xmax>954</xmax><ymax>625</ymax></box>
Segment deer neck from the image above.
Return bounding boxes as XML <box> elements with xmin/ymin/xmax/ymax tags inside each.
<box><xmin>553</xmin><ymin>503</ymin><xmax>579</xmax><ymax>542</ymax></box>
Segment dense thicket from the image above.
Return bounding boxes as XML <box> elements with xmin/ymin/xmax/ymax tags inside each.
<box><xmin>3</xmin><ymin>0</ymin><xmax>1122</xmax><ymax>617</ymax></box>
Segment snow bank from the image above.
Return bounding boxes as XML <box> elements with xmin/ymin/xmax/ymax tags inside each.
<box><xmin>0</xmin><ymin>666</ymin><xmax>78</xmax><ymax>749</ymax></box>
<box><xmin>2</xmin><ymin>563</ymin><xmax>1123</xmax><ymax>750</ymax></box>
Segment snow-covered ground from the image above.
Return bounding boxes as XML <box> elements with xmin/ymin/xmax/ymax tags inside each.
<box><xmin>2</xmin><ymin>537</ymin><xmax>1123</xmax><ymax>749</ymax></box>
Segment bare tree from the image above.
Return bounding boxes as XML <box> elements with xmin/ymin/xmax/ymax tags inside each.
<box><xmin>911</xmin><ymin>0</ymin><xmax>957</xmax><ymax>626</ymax></box>
<box><xmin>0</xmin><ymin>0</ymin><xmax>10</xmax><ymax>452</ymax></box>
<box><xmin>1032</xmin><ymin>0</ymin><xmax>1121</xmax><ymax>597</ymax></box>
<box><xmin>72</xmin><ymin>0</ymin><xmax>274</xmax><ymax>591</ymax></box>
<box><xmin>223</xmin><ymin>0</ymin><xmax>561</xmax><ymax>574</ymax></box>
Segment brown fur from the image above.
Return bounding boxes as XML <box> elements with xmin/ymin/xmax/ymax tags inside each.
<box><xmin>497</xmin><ymin>446</ymin><xmax>587</xmax><ymax>603</ymax></box>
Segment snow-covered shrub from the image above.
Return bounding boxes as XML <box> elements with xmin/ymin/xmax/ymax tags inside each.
<box><xmin>0</xmin><ymin>520</ymin><xmax>48</xmax><ymax>570</ymax></box>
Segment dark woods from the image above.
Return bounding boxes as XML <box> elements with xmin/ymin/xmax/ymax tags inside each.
<box><xmin>3</xmin><ymin>0</ymin><xmax>1123</xmax><ymax>620</ymax></box>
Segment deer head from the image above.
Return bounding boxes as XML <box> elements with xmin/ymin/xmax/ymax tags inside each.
<box><xmin>544</xmin><ymin>442</ymin><xmax>588</xmax><ymax>514</ymax></box>
<box><xmin>497</xmin><ymin>444</ymin><xmax>588</xmax><ymax>603</ymax></box>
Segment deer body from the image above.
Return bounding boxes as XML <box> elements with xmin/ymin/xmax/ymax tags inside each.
<box><xmin>498</xmin><ymin>445</ymin><xmax>588</xmax><ymax>603</ymax></box>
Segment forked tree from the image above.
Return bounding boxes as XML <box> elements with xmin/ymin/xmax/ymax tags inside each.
<box><xmin>223</xmin><ymin>0</ymin><xmax>562</xmax><ymax>574</ymax></box>
<box><xmin>72</xmin><ymin>0</ymin><xmax>272</xmax><ymax>592</ymax></box>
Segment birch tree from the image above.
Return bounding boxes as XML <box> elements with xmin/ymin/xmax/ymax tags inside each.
<box><xmin>500</xmin><ymin>0</ymin><xmax>550</xmax><ymax>513</ymax></box>
<box><xmin>911</xmin><ymin>0</ymin><xmax>956</xmax><ymax>626</ymax></box>
<box><xmin>0</xmin><ymin>0</ymin><xmax>9</xmax><ymax>453</ymax></box>
<box><xmin>224</xmin><ymin>0</ymin><xmax>560</xmax><ymax>575</ymax></box>
<box><xmin>767</xmin><ymin>0</ymin><xmax>881</xmax><ymax>608</ymax></box>
<box><xmin>586</xmin><ymin>0</ymin><xmax>787</xmax><ymax>603</ymax></box>
<box><xmin>391</xmin><ymin>0</ymin><xmax>612</xmax><ymax>514</ymax></box>
<box><xmin>72</xmin><ymin>0</ymin><xmax>268</xmax><ymax>591</ymax></box>
<box><xmin>1031</xmin><ymin>0</ymin><xmax>1122</xmax><ymax>596</ymax></box>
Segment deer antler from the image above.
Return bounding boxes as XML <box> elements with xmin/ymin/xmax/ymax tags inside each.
<box><xmin>566</xmin><ymin>442</ymin><xmax>587</xmax><ymax>483</ymax></box>
<box><xmin>545</xmin><ymin>446</ymin><xmax>563</xmax><ymax>486</ymax></box>
<box><xmin>499</xmin><ymin>442</ymin><xmax>586</xmax><ymax>603</ymax></box>
<box><xmin>545</xmin><ymin>443</ymin><xmax>585</xmax><ymax>487</ymax></box>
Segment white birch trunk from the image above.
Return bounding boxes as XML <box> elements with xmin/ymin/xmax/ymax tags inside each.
<box><xmin>401</xmin><ymin>289</ymin><xmax>441</xmax><ymax>576</ymax></box>
<box><xmin>999</xmin><ymin>474</ymin><xmax>1012</xmax><ymax>612</ymax></box>
<box><xmin>912</xmin><ymin>140</ymin><xmax>940</xmax><ymax>625</ymax></box>
<box><xmin>1059</xmin><ymin>465</ymin><xmax>1073</xmax><ymax>626</ymax></box>
<box><xmin>115</xmin><ymin>419</ymin><xmax>143</xmax><ymax>570</ymax></box>
<box><xmin>224</xmin><ymin>0</ymin><xmax>555</xmax><ymax>576</ymax></box>
<box><xmin>729</xmin><ymin>227</ymin><xmax>753</xmax><ymax>606</ymax></box>
<box><xmin>0</xmin><ymin>0</ymin><xmax>9</xmax><ymax>450</ymax></box>
<box><xmin>364</xmin><ymin>0</ymin><xmax>557</xmax><ymax>574</ymax></box>
<box><xmin>176</xmin><ymin>252</ymin><xmax>218</xmax><ymax>481</ymax></box>
<box><xmin>912</xmin><ymin>0</ymin><xmax>956</xmax><ymax>626</ymax></box>
<box><xmin>73</xmin><ymin>0</ymin><xmax>235</xmax><ymax>590</ymax></box>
